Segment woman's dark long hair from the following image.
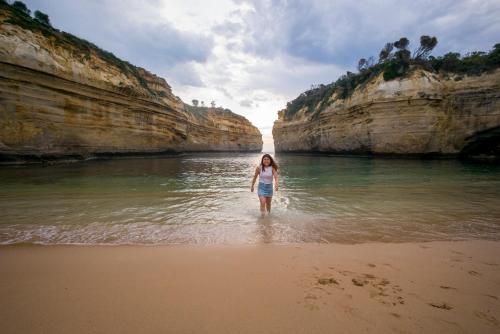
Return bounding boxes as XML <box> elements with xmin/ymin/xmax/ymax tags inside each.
<box><xmin>260</xmin><ymin>154</ymin><xmax>279</xmax><ymax>172</ymax></box>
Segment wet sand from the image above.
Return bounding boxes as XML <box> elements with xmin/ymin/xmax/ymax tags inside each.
<box><xmin>1</xmin><ymin>241</ymin><xmax>499</xmax><ymax>333</ymax></box>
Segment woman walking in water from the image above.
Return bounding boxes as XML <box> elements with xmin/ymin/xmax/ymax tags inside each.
<box><xmin>251</xmin><ymin>154</ymin><xmax>279</xmax><ymax>217</ymax></box>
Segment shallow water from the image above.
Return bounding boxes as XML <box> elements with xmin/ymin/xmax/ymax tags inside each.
<box><xmin>1</xmin><ymin>152</ymin><xmax>500</xmax><ymax>245</ymax></box>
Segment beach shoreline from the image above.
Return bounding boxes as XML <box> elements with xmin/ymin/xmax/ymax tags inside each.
<box><xmin>1</xmin><ymin>240</ymin><xmax>499</xmax><ymax>333</ymax></box>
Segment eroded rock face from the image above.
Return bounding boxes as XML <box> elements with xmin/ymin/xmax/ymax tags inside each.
<box><xmin>0</xmin><ymin>7</ymin><xmax>262</xmax><ymax>162</ymax></box>
<box><xmin>273</xmin><ymin>69</ymin><xmax>500</xmax><ymax>157</ymax></box>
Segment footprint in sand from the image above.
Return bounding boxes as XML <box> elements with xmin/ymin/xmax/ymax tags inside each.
<box><xmin>428</xmin><ymin>302</ymin><xmax>453</xmax><ymax>310</ymax></box>
<box><xmin>468</xmin><ymin>270</ymin><xmax>481</xmax><ymax>277</ymax></box>
<box><xmin>379</xmin><ymin>278</ymin><xmax>390</xmax><ymax>286</ymax></box>
<box><xmin>300</xmin><ymin>274</ymin><xmax>343</xmax><ymax>307</ymax></box>
<box><xmin>451</xmin><ymin>250</ymin><xmax>464</xmax><ymax>255</ymax></box>
<box><xmin>390</xmin><ymin>312</ymin><xmax>401</xmax><ymax>319</ymax></box>
<box><xmin>303</xmin><ymin>274</ymin><xmax>344</xmax><ymax>309</ymax></box>
<box><xmin>440</xmin><ymin>285</ymin><xmax>458</xmax><ymax>290</ymax></box>
<box><xmin>312</xmin><ymin>268</ymin><xmax>405</xmax><ymax>308</ymax></box>
<box><xmin>392</xmin><ymin>285</ymin><xmax>402</xmax><ymax>293</ymax></box>
<box><xmin>350</xmin><ymin>274</ymin><xmax>405</xmax><ymax>306</ymax></box>
<box><xmin>304</xmin><ymin>293</ymin><xmax>318</xmax><ymax>300</ymax></box>
<box><xmin>474</xmin><ymin>310</ymin><xmax>499</xmax><ymax>327</ymax></box>
<box><xmin>483</xmin><ymin>294</ymin><xmax>498</xmax><ymax>300</ymax></box>
<box><xmin>317</xmin><ymin>277</ymin><xmax>338</xmax><ymax>285</ymax></box>
<box><xmin>352</xmin><ymin>277</ymin><xmax>368</xmax><ymax>287</ymax></box>
<box><xmin>303</xmin><ymin>293</ymin><xmax>321</xmax><ymax>311</ymax></box>
<box><xmin>482</xmin><ymin>262</ymin><xmax>499</xmax><ymax>267</ymax></box>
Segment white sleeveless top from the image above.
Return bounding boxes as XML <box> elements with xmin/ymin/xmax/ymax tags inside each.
<box><xmin>259</xmin><ymin>165</ymin><xmax>273</xmax><ymax>184</ymax></box>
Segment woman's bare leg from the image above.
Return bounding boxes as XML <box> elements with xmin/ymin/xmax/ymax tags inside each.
<box><xmin>259</xmin><ymin>196</ymin><xmax>267</xmax><ymax>216</ymax></box>
<box><xmin>265</xmin><ymin>196</ymin><xmax>272</xmax><ymax>213</ymax></box>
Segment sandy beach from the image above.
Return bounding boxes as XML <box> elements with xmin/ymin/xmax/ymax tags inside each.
<box><xmin>1</xmin><ymin>241</ymin><xmax>499</xmax><ymax>333</ymax></box>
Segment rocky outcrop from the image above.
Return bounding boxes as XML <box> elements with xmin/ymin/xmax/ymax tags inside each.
<box><xmin>273</xmin><ymin>69</ymin><xmax>500</xmax><ymax>159</ymax></box>
<box><xmin>0</xmin><ymin>5</ymin><xmax>262</xmax><ymax>163</ymax></box>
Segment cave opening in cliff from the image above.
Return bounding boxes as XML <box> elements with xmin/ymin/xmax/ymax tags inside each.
<box><xmin>460</xmin><ymin>126</ymin><xmax>500</xmax><ymax>161</ymax></box>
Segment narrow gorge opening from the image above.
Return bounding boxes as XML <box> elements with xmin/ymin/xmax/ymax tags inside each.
<box><xmin>261</xmin><ymin>133</ymin><xmax>275</xmax><ymax>153</ymax></box>
<box><xmin>460</xmin><ymin>126</ymin><xmax>500</xmax><ymax>161</ymax></box>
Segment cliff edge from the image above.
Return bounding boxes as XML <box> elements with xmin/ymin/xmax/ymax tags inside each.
<box><xmin>0</xmin><ymin>4</ymin><xmax>262</xmax><ymax>163</ymax></box>
<box><xmin>273</xmin><ymin>46</ymin><xmax>500</xmax><ymax>160</ymax></box>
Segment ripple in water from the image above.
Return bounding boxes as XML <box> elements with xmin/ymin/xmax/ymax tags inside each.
<box><xmin>1</xmin><ymin>152</ymin><xmax>500</xmax><ymax>245</ymax></box>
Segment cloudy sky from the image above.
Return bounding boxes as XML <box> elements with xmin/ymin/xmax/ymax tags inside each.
<box><xmin>21</xmin><ymin>0</ymin><xmax>500</xmax><ymax>151</ymax></box>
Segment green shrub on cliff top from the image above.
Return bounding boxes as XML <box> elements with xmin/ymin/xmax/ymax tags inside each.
<box><xmin>185</xmin><ymin>105</ymin><xmax>246</xmax><ymax>123</ymax></box>
<box><xmin>284</xmin><ymin>37</ymin><xmax>500</xmax><ymax>121</ymax></box>
<box><xmin>430</xmin><ymin>45</ymin><xmax>500</xmax><ymax>75</ymax></box>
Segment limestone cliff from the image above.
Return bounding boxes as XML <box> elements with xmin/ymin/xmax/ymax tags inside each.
<box><xmin>273</xmin><ymin>69</ymin><xmax>500</xmax><ymax>159</ymax></box>
<box><xmin>0</xmin><ymin>4</ymin><xmax>262</xmax><ymax>163</ymax></box>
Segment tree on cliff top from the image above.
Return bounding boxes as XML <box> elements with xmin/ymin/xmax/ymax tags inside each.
<box><xmin>192</xmin><ymin>99</ymin><xmax>199</xmax><ymax>107</ymax></box>
<box><xmin>284</xmin><ymin>36</ymin><xmax>500</xmax><ymax>121</ymax></box>
<box><xmin>488</xmin><ymin>43</ymin><xmax>500</xmax><ymax>66</ymax></box>
<box><xmin>379</xmin><ymin>43</ymin><xmax>394</xmax><ymax>63</ymax></box>
<box><xmin>34</xmin><ymin>10</ymin><xmax>51</xmax><ymax>27</ymax></box>
<box><xmin>382</xmin><ymin>37</ymin><xmax>412</xmax><ymax>80</ymax></box>
<box><xmin>393</xmin><ymin>37</ymin><xmax>409</xmax><ymax>51</ymax></box>
<box><xmin>11</xmin><ymin>1</ymin><xmax>30</xmax><ymax>15</ymax></box>
<box><xmin>358</xmin><ymin>57</ymin><xmax>375</xmax><ymax>72</ymax></box>
<box><xmin>413</xmin><ymin>35</ymin><xmax>438</xmax><ymax>60</ymax></box>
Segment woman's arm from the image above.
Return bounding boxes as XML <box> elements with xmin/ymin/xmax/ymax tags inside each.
<box><xmin>250</xmin><ymin>166</ymin><xmax>259</xmax><ymax>192</ymax></box>
<box><xmin>273</xmin><ymin>168</ymin><xmax>279</xmax><ymax>191</ymax></box>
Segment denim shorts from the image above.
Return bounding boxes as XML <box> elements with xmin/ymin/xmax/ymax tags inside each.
<box><xmin>257</xmin><ymin>182</ymin><xmax>273</xmax><ymax>197</ymax></box>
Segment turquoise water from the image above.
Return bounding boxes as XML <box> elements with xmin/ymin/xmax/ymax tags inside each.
<box><xmin>1</xmin><ymin>152</ymin><xmax>500</xmax><ymax>244</ymax></box>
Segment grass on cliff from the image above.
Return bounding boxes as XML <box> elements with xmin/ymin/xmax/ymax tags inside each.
<box><xmin>0</xmin><ymin>1</ymin><xmax>154</xmax><ymax>95</ymax></box>
<box><xmin>284</xmin><ymin>36</ymin><xmax>500</xmax><ymax>121</ymax></box>
<box><xmin>185</xmin><ymin>105</ymin><xmax>248</xmax><ymax>123</ymax></box>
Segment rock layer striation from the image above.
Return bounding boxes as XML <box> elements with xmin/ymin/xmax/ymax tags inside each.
<box><xmin>0</xmin><ymin>6</ymin><xmax>262</xmax><ymax>162</ymax></box>
<box><xmin>273</xmin><ymin>69</ymin><xmax>500</xmax><ymax>158</ymax></box>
